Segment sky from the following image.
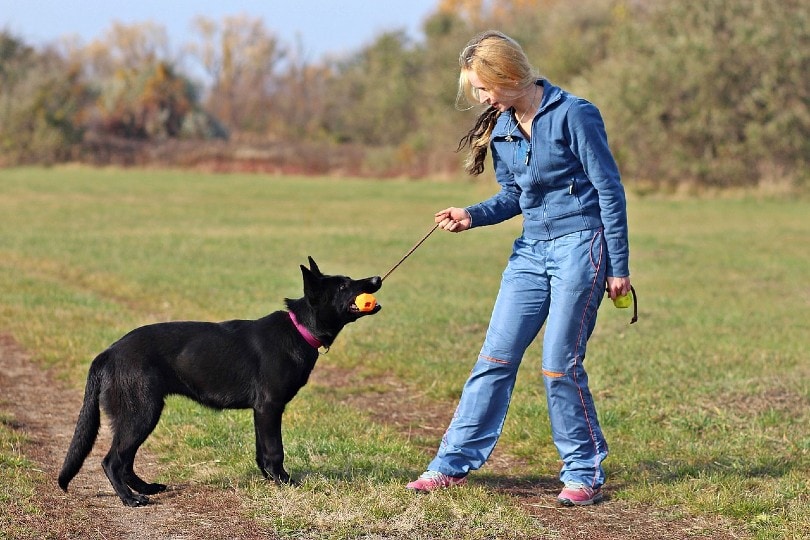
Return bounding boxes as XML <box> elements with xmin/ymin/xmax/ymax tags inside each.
<box><xmin>0</xmin><ymin>0</ymin><xmax>440</xmax><ymax>60</ymax></box>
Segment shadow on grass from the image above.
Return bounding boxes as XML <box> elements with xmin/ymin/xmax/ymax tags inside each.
<box><xmin>479</xmin><ymin>474</ymin><xmax>564</xmax><ymax>502</ymax></box>
<box><xmin>635</xmin><ymin>454</ymin><xmax>795</xmax><ymax>484</ymax></box>
<box><xmin>290</xmin><ymin>466</ymin><xmax>601</xmax><ymax>502</ymax></box>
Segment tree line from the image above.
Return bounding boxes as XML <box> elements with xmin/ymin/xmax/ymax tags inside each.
<box><xmin>1</xmin><ymin>0</ymin><xmax>807</xmax><ymax>191</ymax></box>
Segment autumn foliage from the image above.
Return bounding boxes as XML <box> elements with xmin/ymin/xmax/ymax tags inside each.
<box><xmin>1</xmin><ymin>0</ymin><xmax>807</xmax><ymax>191</ymax></box>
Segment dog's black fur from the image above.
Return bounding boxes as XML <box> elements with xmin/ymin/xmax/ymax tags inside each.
<box><xmin>58</xmin><ymin>257</ymin><xmax>382</xmax><ymax>507</ymax></box>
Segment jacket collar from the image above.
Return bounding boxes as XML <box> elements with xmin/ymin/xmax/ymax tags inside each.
<box><xmin>492</xmin><ymin>79</ymin><xmax>564</xmax><ymax>138</ymax></box>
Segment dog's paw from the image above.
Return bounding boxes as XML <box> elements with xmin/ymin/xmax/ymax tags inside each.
<box><xmin>280</xmin><ymin>475</ymin><xmax>300</xmax><ymax>487</ymax></box>
<box><xmin>267</xmin><ymin>468</ymin><xmax>292</xmax><ymax>485</ymax></box>
<box><xmin>121</xmin><ymin>494</ymin><xmax>150</xmax><ymax>507</ymax></box>
<box><xmin>139</xmin><ymin>482</ymin><xmax>167</xmax><ymax>495</ymax></box>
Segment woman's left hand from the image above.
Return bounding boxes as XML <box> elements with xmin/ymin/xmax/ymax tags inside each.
<box><xmin>606</xmin><ymin>276</ymin><xmax>631</xmax><ymax>300</ymax></box>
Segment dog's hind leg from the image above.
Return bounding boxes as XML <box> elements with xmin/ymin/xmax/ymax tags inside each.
<box><xmin>123</xmin><ymin>461</ymin><xmax>167</xmax><ymax>495</ymax></box>
<box><xmin>102</xmin><ymin>392</ymin><xmax>165</xmax><ymax>506</ymax></box>
<box><xmin>102</xmin><ymin>443</ymin><xmax>150</xmax><ymax>507</ymax></box>
<box><xmin>253</xmin><ymin>404</ymin><xmax>290</xmax><ymax>484</ymax></box>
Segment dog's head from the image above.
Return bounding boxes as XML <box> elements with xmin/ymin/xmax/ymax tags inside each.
<box><xmin>300</xmin><ymin>256</ymin><xmax>382</xmax><ymax>324</ymax></box>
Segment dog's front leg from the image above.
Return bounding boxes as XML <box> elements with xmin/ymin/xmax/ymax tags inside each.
<box><xmin>253</xmin><ymin>404</ymin><xmax>290</xmax><ymax>484</ymax></box>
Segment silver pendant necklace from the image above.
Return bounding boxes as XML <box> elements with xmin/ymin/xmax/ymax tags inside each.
<box><xmin>505</xmin><ymin>84</ymin><xmax>539</xmax><ymax>142</ymax></box>
<box><xmin>504</xmin><ymin>117</ymin><xmax>519</xmax><ymax>142</ymax></box>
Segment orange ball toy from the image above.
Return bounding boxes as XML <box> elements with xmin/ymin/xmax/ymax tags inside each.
<box><xmin>355</xmin><ymin>293</ymin><xmax>377</xmax><ymax>312</ymax></box>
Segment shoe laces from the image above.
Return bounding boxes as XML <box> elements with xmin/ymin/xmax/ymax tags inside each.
<box><xmin>563</xmin><ymin>482</ymin><xmax>594</xmax><ymax>494</ymax></box>
<box><xmin>419</xmin><ymin>470</ymin><xmax>448</xmax><ymax>486</ymax></box>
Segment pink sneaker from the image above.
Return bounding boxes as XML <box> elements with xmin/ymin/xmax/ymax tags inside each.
<box><xmin>557</xmin><ymin>483</ymin><xmax>604</xmax><ymax>506</ymax></box>
<box><xmin>406</xmin><ymin>470</ymin><xmax>467</xmax><ymax>492</ymax></box>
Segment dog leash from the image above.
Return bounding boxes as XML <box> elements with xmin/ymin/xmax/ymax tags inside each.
<box><xmin>382</xmin><ymin>224</ymin><xmax>638</xmax><ymax>324</ymax></box>
<box><xmin>381</xmin><ymin>223</ymin><xmax>440</xmax><ymax>282</ymax></box>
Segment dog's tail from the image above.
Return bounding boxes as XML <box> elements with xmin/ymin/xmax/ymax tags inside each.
<box><xmin>57</xmin><ymin>350</ymin><xmax>107</xmax><ymax>492</ymax></box>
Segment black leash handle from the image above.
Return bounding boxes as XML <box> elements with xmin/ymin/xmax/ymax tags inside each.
<box><xmin>629</xmin><ymin>285</ymin><xmax>638</xmax><ymax>324</ymax></box>
<box><xmin>382</xmin><ymin>223</ymin><xmax>440</xmax><ymax>282</ymax></box>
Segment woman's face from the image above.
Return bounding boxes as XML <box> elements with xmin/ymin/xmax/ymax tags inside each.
<box><xmin>465</xmin><ymin>69</ymin><xmax>520</xmax><ymax>112</ymax></box>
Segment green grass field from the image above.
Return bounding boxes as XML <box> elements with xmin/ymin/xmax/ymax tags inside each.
<box><xmin>1</xmin><ymin>166</ymin><xmax>808</xmax><ymax>539</ymax></box>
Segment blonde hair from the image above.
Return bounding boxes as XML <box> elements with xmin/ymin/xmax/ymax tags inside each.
<box><xmin>456</xmin><ymin>30</ymin><xmax>537</xmax><ymax>175</ymax></box>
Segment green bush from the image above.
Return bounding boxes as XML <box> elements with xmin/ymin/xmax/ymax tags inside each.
<box><xmin>577</xmin><ymin>0</ymin><xmax>809</xmax><ymax>190</ymax></box>
<box><xmin>0</xmin><ymin>33</ymin><xmax>88</xmax><ymax>164</ymax></box>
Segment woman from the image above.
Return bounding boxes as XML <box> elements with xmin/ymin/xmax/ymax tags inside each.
<box><xmin>405</xmin><ymin>30</ymin><xmax>631</xmax><ymax>507</ymax></box>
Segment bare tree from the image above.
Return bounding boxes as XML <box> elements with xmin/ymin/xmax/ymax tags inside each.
<box><xmin>189</xmin><ymin>15</ymin><xmax>286</xmax><ymax>134</ymax></box>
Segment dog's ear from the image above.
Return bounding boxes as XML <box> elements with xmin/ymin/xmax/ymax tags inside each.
<box><xmin>307</xmin><ymin>256</ymin><xmax>323</xmax><ymax>277</ymax></box>
<box><xmin>300</xmin><ymin>264</ymin><xmax>320</xmax><ymax>299</ymax></box>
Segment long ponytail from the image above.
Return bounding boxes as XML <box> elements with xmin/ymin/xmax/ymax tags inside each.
<box><xmin>457</xmin><ymin>106</ymin><xmax>500</xmax><ymax>176</ymax></box>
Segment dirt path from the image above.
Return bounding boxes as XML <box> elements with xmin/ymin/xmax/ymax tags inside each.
<box><xmin>0</xmin><ymin>334</ymin><xmax>272</xmax><ymax>540</ymax></box>
<box><xmin>1</xmin><ymin>334</ymin><xmax>748</xmax><ymax>539</ymax></box>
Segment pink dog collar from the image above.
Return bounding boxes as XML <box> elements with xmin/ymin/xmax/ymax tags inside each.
<box><xmin>288</xmin><ymin>311</ymin><xmax>322</xmax><ymax>349</ymax></box>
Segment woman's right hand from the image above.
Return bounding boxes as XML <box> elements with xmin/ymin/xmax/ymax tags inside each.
<box><xmin>435</xmin><ymin>207</ymin><xmax>472</xmax><ymax>233</ymax></box>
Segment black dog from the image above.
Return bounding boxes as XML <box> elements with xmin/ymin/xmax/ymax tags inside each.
<box><xmin>58</xmin><ymin>257</ymin><xmax>382</xmax><ymax>507</ymax></box>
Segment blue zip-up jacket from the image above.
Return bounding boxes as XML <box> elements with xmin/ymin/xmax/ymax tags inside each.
<box><xmin>465</xmin><ymin>80</ymin><xmax>630</xmax><ymax>277</ymax></box>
